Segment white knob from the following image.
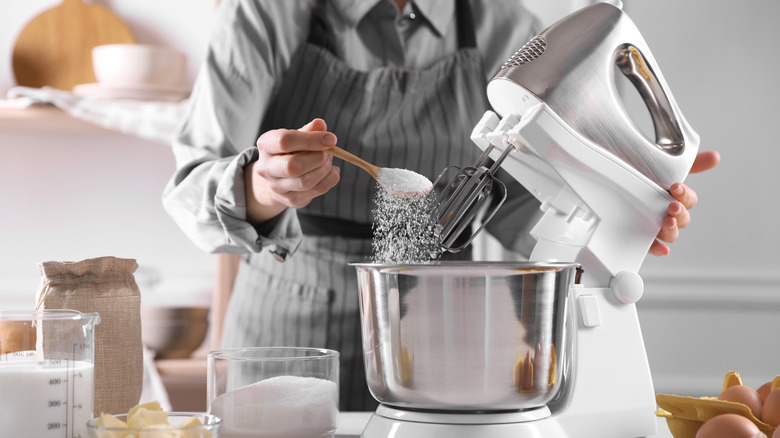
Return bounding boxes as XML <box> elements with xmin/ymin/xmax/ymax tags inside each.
<box><xmin>610</xmin><ymin>271</ymin><xmax>644</xmax><ymax>304</ymax></box>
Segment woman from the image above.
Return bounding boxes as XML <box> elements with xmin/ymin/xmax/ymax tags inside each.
<box><xmin>163</xmin><ymin>0</ymin><xmax>719</xmax><ymax>410</ymax></box>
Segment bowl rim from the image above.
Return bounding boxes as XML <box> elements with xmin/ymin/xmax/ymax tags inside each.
<box><xmin>349</xmin><ymin>260</ymin><xmax>580</xmax><ymax>270</ymax></box>
<box><xmin>0</xmin><ymin>309</ymin><xmax>100</xmax><ymax>323</ymax></box>
<box><xmin>208</xmin><ymin>346</ymin><xmax>339</xmax><ymax>362</ymax></box>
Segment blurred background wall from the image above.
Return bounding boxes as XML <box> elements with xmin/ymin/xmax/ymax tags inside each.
<box><xmin>0</xmin><ymin>0</ymin><xmax>217</xmax><ymax>309</ymax></box>
<box><xmin>1</xmin><ymin>0</ymin><xmax>777</xmax><ymax>396</ymax></box>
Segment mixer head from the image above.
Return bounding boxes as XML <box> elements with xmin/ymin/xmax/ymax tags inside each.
<box><xmin>488</xmin><ymin>2</ymin><xmax>699</xmax><ymax>190</ymax></box>
<box><xmin>433</xmin><ymin>2</ymin><xmax>700</xmax><ymax>267</ymax></box>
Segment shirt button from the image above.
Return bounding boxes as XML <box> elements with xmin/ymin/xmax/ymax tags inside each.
<box><xmin>398</xmin><ymin>11</ymin><xmax>415</xmax><ymax>29</ymax></box>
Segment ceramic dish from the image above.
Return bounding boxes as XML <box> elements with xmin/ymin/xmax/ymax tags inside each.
<box><xmin>73</xmin><ymin>82</ymin><xmax>190</xmax><ymax>102</ymax></box>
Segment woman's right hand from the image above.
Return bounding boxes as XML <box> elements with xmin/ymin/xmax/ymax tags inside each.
<box><xmin>245</xmin><ymin>118</ymin><xmax>341</xmax><ymax>224</ymax></box>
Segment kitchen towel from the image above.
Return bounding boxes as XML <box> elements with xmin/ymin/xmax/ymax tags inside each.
<box><xmin>4</xmin><ymin>86</ymin><xmax>186</xmax><ymax>143</ymax></box>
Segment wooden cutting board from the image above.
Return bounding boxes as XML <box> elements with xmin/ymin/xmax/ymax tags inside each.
<box><xmin>12</xmin><ymin>0</ymin><xmax>136</xmax><ymax>91</ymax></box>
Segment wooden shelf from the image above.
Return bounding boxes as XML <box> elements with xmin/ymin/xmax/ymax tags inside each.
<box><xmin>0</xmin><ymin>105</ymin><xmax>114</xmax><ymax>135</ymax></box>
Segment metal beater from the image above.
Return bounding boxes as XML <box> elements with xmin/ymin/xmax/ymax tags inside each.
<box><xmin>432</xmin><ymin>143</ymin><xmax>513</xmax><ymax>252</ymax></box>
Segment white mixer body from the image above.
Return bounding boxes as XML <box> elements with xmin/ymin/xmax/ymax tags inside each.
<box><xmin>472</xmin><ymin>104</ymin><xmax>660</xmax><ymax>437</ymax></box>
<box><xmin>466</xmin><ymin>2</ymin><xmax>702</xmax><ymax>436</ymax></box>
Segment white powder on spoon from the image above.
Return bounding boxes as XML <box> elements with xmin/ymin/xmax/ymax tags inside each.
<box><xmin>377</xmin><ymin>168</ymin><xmax>433</xmax><ymax>198</ymax></box>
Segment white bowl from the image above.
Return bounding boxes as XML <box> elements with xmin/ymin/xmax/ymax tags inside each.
<box><xmin>92</xmin><ymin>44</ymin><xmax>186</xmax><ymax>87</ymax></box>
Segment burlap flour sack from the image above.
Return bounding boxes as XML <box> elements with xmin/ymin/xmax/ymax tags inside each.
<box><xmin>36</xmin><ymin>256</ymin><xmax>143</xmax><ymax>416</ymax></box>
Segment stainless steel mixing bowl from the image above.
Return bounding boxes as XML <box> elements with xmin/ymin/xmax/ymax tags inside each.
<box><xmin>351</xmin><ymin>261</ymin><xmax>578</xmax><ymax>411</ymax></box>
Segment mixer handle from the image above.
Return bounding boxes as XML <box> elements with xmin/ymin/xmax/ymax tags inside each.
<box><xmin>615</xmin><ymin>45</ymin><xmax>684</xmax><ymax>155</ymax></box>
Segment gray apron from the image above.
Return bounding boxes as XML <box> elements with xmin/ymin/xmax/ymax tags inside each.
<box><xmin>222</xmin><ymin>0</ymin><xmax>490</xmax><ymax>411</ymax></box>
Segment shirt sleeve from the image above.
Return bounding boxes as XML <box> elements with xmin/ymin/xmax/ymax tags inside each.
<box><xmin>162</xmin><ymin>0</ymin><xmax>309</xmax><ymax>259</ymax></box>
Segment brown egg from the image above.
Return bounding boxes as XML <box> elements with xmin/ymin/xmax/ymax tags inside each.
<box><xmin>773</xmin><ymin>427</ymin><xmax>780</xmax><ymax>438</ymax></box>
<box><xmin>720</xmin><ymin>385</ymin><xmax>764</xmax><ymax>420</ymax></box>
<box><xmin>759</xmin><ymin>382</ymin><xmax>773</xmax><ymax>403</ymax></box>
<box><xmin>763</xmin><ymin>388</ymin><xmax>780</xmax><ymax>427</ymax></box>
<box><xmin>695</xmin><ymin>414</ymin><xmax>766</xmax><ymax>438</ymax></box>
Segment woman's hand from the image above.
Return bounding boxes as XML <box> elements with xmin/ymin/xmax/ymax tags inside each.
<box><xmin>245</xmin><ymin>118</ymin><xmax>341</xmax><ymax>224</ymax></box>
<box><xmin>650</xmin><ymin>150</ymin><xmax>721</xmax><ymax>256</ymax></box>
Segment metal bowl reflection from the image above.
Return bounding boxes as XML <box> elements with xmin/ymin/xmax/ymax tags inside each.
<box><xmin>351</xmin><ymin>261</ymin><xmax>578</xmax><ymax>411</ymax></box>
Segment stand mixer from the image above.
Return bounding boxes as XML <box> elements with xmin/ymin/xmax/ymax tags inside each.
<box><xmin>353</xmin><ymin>1</ymin><xmax>700</xmax><ymax>437</ymax></box>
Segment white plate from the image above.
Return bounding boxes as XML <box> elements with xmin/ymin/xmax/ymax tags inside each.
<box><xmin>73</xmin><ymin>82</ymin><xmax>190</xmax><ymax>102</ymax></box>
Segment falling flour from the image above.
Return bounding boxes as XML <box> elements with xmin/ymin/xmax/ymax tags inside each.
<box><xmin>210</xmin><ymin>375</ymin><xmax>338</xmax><ymax>438</ymax></box>
<box><xmin>372</xmin><ymin>182</ymin><xmax>442</xmax><ymax>263</ymax></box>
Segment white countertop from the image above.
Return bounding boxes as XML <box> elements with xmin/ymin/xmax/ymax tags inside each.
<box><xmin>336</xmin><ymin>412</ymin><xmax>674</xmax><ymax>437</ymax></box>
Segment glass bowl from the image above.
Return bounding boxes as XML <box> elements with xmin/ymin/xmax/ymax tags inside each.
<box><xmin>86</xmin><ymin>412</ymin><xmax>221</xmax><ymax>437</ymax></box>
<box><xmin>207</xmin><ymin>347</ymin><xmax>339</xmax><ymax>438</ymax></box>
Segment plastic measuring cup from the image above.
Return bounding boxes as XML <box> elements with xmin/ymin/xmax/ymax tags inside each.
<box><xmin>0</xmin><ymin>309</ymin><xmax>100</xmax><ymax>438</ymax></box>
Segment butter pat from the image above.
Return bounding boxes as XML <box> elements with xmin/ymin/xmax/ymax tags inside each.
<box><xmin>127</xmin><ymin>408</ymin><xmax>169</xmax><ymax>429</ymax></box>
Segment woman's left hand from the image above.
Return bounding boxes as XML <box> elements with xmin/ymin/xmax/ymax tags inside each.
<box><xmin>650</xmin><ymin>150</ymin><xmax>721</xmax><ymax>256</ymax></box>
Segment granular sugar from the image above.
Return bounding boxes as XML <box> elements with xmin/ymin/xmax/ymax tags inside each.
<box><xmin>377</xmin><ymin>168</ymin><xmax>433</xmax><ymax>197</ymax></box>
<box><xmin>372</xmin><ymin>184</ymin><xmax>442</xmax><ymax>263</ymax></box>
<box><xmin>210</xmin><ymin>375</ymin><xmax>338</xmax><ymax>438</ymax></box>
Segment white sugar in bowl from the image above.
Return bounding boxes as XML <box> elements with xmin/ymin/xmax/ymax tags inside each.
<box><xmin>92</xmin><ymin>43</ymin><xmax>186</xmax><ymax>87</ymax></box>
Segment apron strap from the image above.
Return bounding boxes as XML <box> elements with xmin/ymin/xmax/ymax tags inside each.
<box><xmin>455</xmin><ymin>0</ymin><xmax>477</xmax><ymax>49</ymax></box>
<box><xmin>308</xmin><ymin>0</ymin><xmax>337</xmax><ymax>54</ymax></box>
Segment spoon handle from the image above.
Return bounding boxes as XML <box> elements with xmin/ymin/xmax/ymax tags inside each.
<box><xmin>325</xmin><ymin>146</ymin><xmax>381</xmax><ymax>179</ymax></box>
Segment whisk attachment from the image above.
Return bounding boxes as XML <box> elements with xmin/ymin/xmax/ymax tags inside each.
<box><xmin>433</xmin><ymin>144</ymin><xmax>515</xmax><ymax>252</ymax></box>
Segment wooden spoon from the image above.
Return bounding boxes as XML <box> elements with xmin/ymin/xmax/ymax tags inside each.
<box><xmin>325</xmin><ymin>146</ymin><xmax>432</xmax><ymax>198</ymax></box>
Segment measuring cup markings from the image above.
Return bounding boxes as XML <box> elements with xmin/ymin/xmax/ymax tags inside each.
<box><xmin>0</xmin><ymin>311</ymin><xmax>98</xmax><ymax>438</ymax></box>
<box><xmin>0</xmin><ymin>357</ymin><xmax>94</xmax><ymax>438</ymax></box>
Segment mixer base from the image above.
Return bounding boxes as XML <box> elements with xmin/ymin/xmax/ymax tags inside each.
<box><xmin>361</xmin><ymin>405</ymin><xmax>569</xmax><ymax>438</ymax></box>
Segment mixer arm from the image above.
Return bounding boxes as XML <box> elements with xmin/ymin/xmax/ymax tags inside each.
<box><xmin>473</xmin><ymin>102</ymin><xmax>674</xmax><ymax>290</ymax></box>
<box><xmin>471</xmin><ymin>111</ymin><xmax>565</xmax><ymax>210</ymax></box>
